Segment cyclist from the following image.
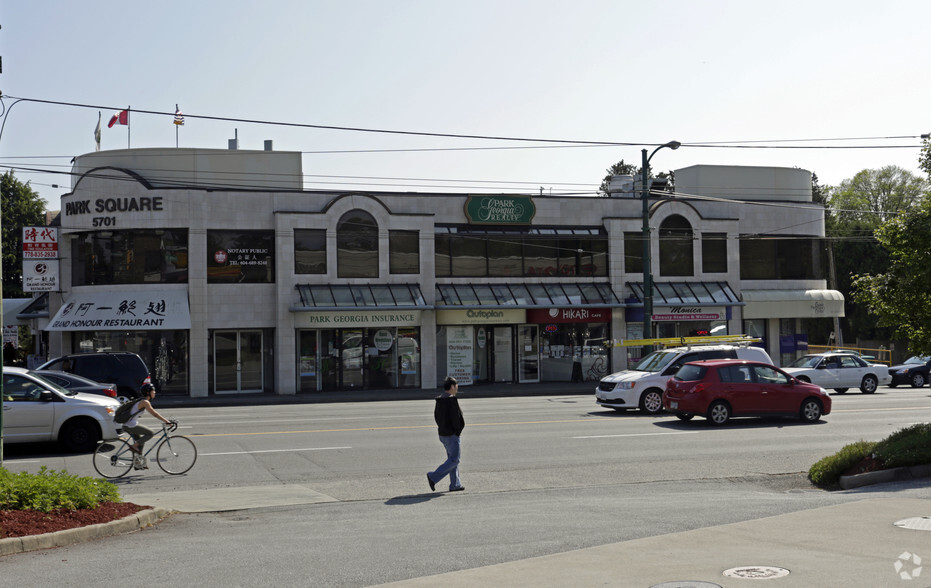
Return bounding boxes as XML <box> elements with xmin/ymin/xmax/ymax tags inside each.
<box><xmin>123</xmin><ymin>383</ymin><xmax>173</xmax><ymax>470</ymax></box>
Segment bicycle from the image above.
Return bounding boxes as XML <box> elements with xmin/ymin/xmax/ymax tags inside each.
<box><xmin>93</xmin><ymin>421</ymin><xmax>197</xmax><ymax>478</ymax></box>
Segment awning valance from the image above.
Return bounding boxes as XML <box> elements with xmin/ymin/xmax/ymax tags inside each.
<box><xmin>47</xmin><ymin>290</ymin><xmax>191</xmax><ymax>331</ymax></box>
<box><xmin>293</xmin><ymin>284</ymin><xmax>426</xmax><ymax>311</ymax></box>
<box><xmin>741</xmin><ymin>289</ymin><xmax>844</xmax><ymax>319</ymax></box>
<box><xmin>626</xmin><ymin>281</ymin><xmax>741</xmax><ymax>306</ymax></box>
<box><xmin>436</xmin><ymin>283</ymin><xmax>623</xmax><ymax>308</ymax></box>
<box><xmin>3</xmin><ymin>298</ymin><xmax>33</xmax><ymax>326</ymax></box>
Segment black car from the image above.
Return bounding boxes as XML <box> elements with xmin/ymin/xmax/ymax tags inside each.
<box><xmin>888</xmin><ymin>356</ymin><xmax>931</xmax><ymax>388</ymax></box>
<box><xmin>37</xmin><ymin>352</ymin><xmax>152</xmax><ymax>401</ymax></box>
<box><xmin>31</xmin><ymin>370</ymin><xmax>119</xmax><ymax>399</ymax></box>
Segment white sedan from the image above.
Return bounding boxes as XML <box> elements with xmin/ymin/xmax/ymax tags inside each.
<box><xmin>783</xmin><ymin>352</ymin><xmax>891</xmax><ymax>394</ymax></box>
<box><xmin>2</xmin><ymin>366</ymin><xmax>121</xmax><ymax>452</ymax></box>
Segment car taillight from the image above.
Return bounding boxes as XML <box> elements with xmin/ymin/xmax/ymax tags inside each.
<box><xmin>103</xmin><ymin>387</ymin><xmax>117</xmax><ymax>398</ymax></box>
<box><xmin>690</xmin><ymin>383</ymin><xmax>707</xmax><ymax>395</ymax></box>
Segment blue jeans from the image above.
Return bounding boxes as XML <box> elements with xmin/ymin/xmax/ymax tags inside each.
<box><xmin>429</xmin><ymin>435</ymin><xmax>462</xmax><ymax>490</ymax></box>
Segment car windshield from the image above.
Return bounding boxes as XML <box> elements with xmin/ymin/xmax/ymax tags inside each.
<box><xmin>786</xmin><ymin>355</ymin><xmax>821</xmax><ymax>368</ymax></box>
<box><xmin>27</xmin><ymin>372</ymin><xmax>76</xmax><ymax>396</ymax></box>
<box><xmin>631</xmin><ymin>350</ymin><xmax>678</xmax><ymax>373</ymax></box>
<box><xmin>904</xmin><ymin>356</ymin><xmax>930</xmax><ymax>365</ymax></box>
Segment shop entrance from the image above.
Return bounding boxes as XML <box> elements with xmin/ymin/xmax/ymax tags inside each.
<box><xmin>214</xmin><ymin>330</ymin><xmax>264</xmax><ymax>394</ymax></box>
<box><xmin>316</xmin><ymin>327</ymin><xmax>420</xmax><ymax>391</ymax></box>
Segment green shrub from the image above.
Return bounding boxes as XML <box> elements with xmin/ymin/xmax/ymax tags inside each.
<box><xmin>0</xmin><ymin>466</ymin><xmax>121</xmax><ymax>512</ymax></box>
<box><xmin>874</xmin><ymin>423</ymin><xmax>931</xmax><ymax>468</ymax></box>
<box><xmin>808</xmin><ymin>440</ymin><xmax>877</xmax><ymax>487</ymax></box>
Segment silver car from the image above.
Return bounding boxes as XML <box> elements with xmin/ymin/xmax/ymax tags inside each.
<box><xmin>783</xmin><ymin>352</ymin><xmax>891</xmax><ymax>394</ymax></box>
<box><xmin>1</xmin><ymin>366</ymin><xmax>121</xmax><ymax>452</ymax></box>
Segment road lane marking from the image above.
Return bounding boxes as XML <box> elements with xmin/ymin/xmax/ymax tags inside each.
<box><xmin>191</xmin><ymin>418</ymin><xmax>604</xmax><ymax>437</ymax></box>
<box><xmin>572</xmin><ymin>431</ymin><xmax>700</xmax><ymax>439</ymax></box>
<box><xmin>201</xmin><ymin>446</ymin><xmax>352</xmax><ymax>456</ymax></box>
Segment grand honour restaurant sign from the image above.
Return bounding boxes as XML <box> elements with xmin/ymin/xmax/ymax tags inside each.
<box><xmin>23</xmin><ymin>227</ymin><xmax>60</xmax><ymax>292</ymax></box>
<box><xmin>464</xmin><ymin>195</ymin><xmax>535</xmax><ymax>225</ymax></box>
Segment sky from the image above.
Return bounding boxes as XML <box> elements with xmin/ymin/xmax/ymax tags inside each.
<box><xmin>2</xmin><ymin>0</ymin><xmax>929</xmax><ymax>210</ymax></box>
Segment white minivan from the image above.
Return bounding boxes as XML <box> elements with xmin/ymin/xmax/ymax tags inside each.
<box><xmin>595</xmin><ymin>344</ymin><xmax>774</xmax><ymax>414</ymax></box>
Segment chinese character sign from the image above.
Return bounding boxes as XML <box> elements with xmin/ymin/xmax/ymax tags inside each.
<box><xmin>22</xmin><ymin>227</ymin><xmax>59</xmax><ymax>259</ymax></box>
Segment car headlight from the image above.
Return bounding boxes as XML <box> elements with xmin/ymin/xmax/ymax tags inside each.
<box><xmin>616</xmin><ymin>382</ymin><xmax>635</xmax><ymax>390</ymax></box>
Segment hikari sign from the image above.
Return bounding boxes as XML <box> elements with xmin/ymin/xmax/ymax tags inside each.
<box><xmin>22</xmin><ymin>226</ymin><xmax>59</xmax><ymax>259</ymax></box>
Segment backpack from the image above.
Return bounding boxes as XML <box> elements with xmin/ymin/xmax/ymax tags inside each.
<box><xmin>114</xmin><ymin>399</ymin><xmax>143</xmax><ymax>424</ymax></box>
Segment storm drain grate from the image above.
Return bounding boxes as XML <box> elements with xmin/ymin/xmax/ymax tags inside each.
<box><xmin>649</xmin><ymin>582</ymin><xmax>722</xmax><ymax>588</ymax></box>
<box><xmin>722</xmin><ymin>566</ymin><xmax>790</xmax><ymax>579</ymax></box>
<box><xmin>895</xmin><ymin>516</ymin><xmax>931</xmax><ymax>531</ymax></box>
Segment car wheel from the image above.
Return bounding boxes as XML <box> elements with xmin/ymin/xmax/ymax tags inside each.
<box><xmin>860</xmin><ymin>375</ymin><xmax>878</xmax><ymax>394</ymax></box>
<box><xmin>834</xmin><ymin>388</ymin><xmax>848</xmax><ymax>394</ymax></box>
<box><xmin>675</xmin><ymin>413</ymin><xmax>694</xmax><ymax>421</ymax></box>
<box><xmin>910</xmin><ymin>373</ymin><xmax>927</xmax><ymax>388</ymax></box>
<box><xmin>799</xmin><ymin>398</ymin><xmax>823</xmax><ymax>422</ymax></box>
<box><xmin>59</xmin><ymin>418</ymin><xmax>101</xmax><ymax>453</ymax></box>
<box><xmin>639</xmin><ymin>389</ymin><xmax>664</xmax><ymax>415</ymax></box>
<box><xmin>707</xmin><ymin>401</ymin><xmax>731</xmax><ymax>426</ymax></box>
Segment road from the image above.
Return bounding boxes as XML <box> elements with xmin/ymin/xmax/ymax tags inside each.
<box><xmin>2</xmin><ymin>387</ymin><xmax>931</xmax><ymax>586</ymax></box>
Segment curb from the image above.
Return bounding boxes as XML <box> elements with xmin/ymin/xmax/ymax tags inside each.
<box><xmin>838</xmin><ymin>463</ymin><xmax>931</xmax><ymax>490</ymax></box>
<box><xmin>0</xmin><ymin>507</ymin><xmax>171</xmax><ymax>557</ymax></box>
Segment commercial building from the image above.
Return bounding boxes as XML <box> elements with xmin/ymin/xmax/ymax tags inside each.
<box><xmin>44</xmin><ymin>148</ymin><xmax>843</xmax><ymax>397</ymax></box>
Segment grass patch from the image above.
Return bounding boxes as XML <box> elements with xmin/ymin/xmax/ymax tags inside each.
<box><xmin>809</xmin><ymin>423</ymin><xmax>931</xmax><ymax>488</ymax></box>
<box><xmin>0</xmin><ymin>466</ymin><xmax>121</xmax><ymax>512</ymax></box>
<box><xmin>808</xmin><ymin>440</ymin><xmax>877</xmax><ymax>487</ymax></box>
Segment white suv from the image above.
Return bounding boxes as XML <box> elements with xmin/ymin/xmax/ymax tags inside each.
<box><xmin>2</xmin><ymin>366</ymin><xmax>121</xmax><ymax>452</ymax></box>
<box><xmin>595</xmin><ymin>344</ymin><xmax>774</xmax><ymax>414</ymax></box>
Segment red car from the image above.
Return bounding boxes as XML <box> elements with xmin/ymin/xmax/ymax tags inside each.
<box><xmin>663</xmin><ymin>359</ymin><xmax>832</xmax><ymax>425</ymax></box>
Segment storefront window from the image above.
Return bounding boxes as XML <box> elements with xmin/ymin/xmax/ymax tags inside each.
<box><xmin>624</xmin><ymin>232</ymin><xmax>643</xmax><ymax>273</ymax></box>
<box><xmin>69</xmin><ymin>330</ymin><xmax>189</xmax><ymax>396</ymax></box>
<box><xmin>659</xmin><ymin>215</ymin><xmax>693</xmax><ymax>276</ymax></box>
<box><xmin>702</xmin><ymin>233</ymin><xmax>727</xmax><ymax>273</ymax></box>
<box><xmin>72</xmin><ymin>229</ymin><xmax>188</xmax><ymax>286</ymax></box>
<box><xmin>488</xmin><ymin>237</ymin><xmax>523</xmax><ymax>277</ymax></box>
<box><xmin>337</xmin><ymin>210</ymin><xmax>378</xmax><ymax>278</ymax></box>
<box><xmin>389</xmin><ymin>230</ymin><xmax>420</xmax><ymax>274</ymax></box>
<box><xmin>207</xmin><ymin>230</ymin><xmax>275</xmax><ymax>283</ymax></box>
<box><xmin>540</xmin><ymin>323</ymin><xmax>609</xmax><ymax>382</ymax></box>
<box><xmin>739</xmin><ymin>238</ymin><xmax>824</xmax><ymax>280</ymax></box>
<box><xmin>451</xmin><ymin>235</ymin><xmax>486</xmax><ymax>277</ymax></box>
<box><xmin>524</xmin><ymin>238</ymin><xmax>558</xmax><ymax>276</ymax></box>
<box><xmin>294</xmin><ymin>229</ymin><xmax>326</xmax><ymax>274</ymax></box>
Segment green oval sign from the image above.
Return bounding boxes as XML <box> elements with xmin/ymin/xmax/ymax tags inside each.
<box><xmin>464</xmin><ymin>195</ymin><xmax>535</xmax><ymax>225</ymax></box>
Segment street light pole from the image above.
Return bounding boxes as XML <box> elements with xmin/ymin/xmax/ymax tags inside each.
<box><xmin>641</xmin><ymin>140</ymin><xmax>681</xmax><ymax>342</ymax></box>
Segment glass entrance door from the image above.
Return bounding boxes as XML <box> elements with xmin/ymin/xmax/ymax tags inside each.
<box><xmin>518</xmin><ymin>324</ymin><xmax>540</xmax><ymax>383</ymax></box>
<box><xmin>493</xmin><ymin>327</ymin><xmax>513</xmax><ymax>383</ymax></box>
<box><xmin>214</xmin><ymin>330</ymin><xmax>263</xmax><ymax>394</ymax></box>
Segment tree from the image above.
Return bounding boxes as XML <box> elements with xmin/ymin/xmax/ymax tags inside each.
<box><xmin>597</xmin><ymin>159</ymin><xmax>675</xmax><ymax>197</ymax></box>
<box><xmin>852</xmin><ymin>197</ymin><xmax>931</xmax><ymax>356</ymax></box>
<box><xmin>827</xmin><ymin>165</ymin><xmax>927</xmax><ymax>228</ymax></box>
<box><xmin>1</xmin><ymin>171</ymin><xmax>47</xmax><ymax>298</ymax></box>
<box><xmin>920</xmin><ymin>136</ymin><xmax>931</xmax><ymax>178</ymax></box>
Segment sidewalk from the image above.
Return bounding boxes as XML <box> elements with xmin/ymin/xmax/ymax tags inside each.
<box><xmin>377</xmin><ymin>497</ymin><xmax>931</xmax><ymax>587</ymax></box>
<box><xmin>155</xmin><ymin>380</ymin><xmax>598</xmax><ymax>409</ymax></box>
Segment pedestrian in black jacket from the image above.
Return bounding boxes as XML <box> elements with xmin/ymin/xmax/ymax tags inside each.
<box><xmin>427</xmin><ymin>376</ymin><xmax>465</xmax><ymax>492</ymax></box>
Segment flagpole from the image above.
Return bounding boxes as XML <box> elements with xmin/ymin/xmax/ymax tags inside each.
<box><xmin>127</xmin><ymin>105</ymin><xmax>131</xmax><ymax>149</ymax></box>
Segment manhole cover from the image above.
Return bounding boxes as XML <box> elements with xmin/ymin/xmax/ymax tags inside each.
<box><xmin>722</xmin><ymin>566</ymin><xmax>790</xmax><ymax>579</ymax></box>
<box><xmin>895</xmin><ymin>516</ymin><xmax>931</xmax><ymax>531</ymax></box>
<box><xmin>650</xmin><ymin>583</ymin><xmax>722</xmax><ymax>588</ymax></box>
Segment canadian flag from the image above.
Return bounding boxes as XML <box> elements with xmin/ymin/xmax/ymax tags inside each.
<box><xmin>107</xmin><ymin>109</ymin><xmax>129</xmax><ymax>128</ymax></box>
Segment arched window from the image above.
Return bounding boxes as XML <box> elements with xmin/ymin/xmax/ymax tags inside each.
<box><xmin>659</xmin><ymin>215</ymin><xmax>693</xmax><ymax>276</ymax></box>
<box><xmin>337</xmin><ymin>210</ymin><xmax>378</xmax><ymax>278</ymax></box>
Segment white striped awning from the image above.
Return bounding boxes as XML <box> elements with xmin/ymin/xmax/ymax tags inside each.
<box><xmin>741</xmin><ymin>289</ymin><xmax>844</xmax><ymax>319</ymax></box>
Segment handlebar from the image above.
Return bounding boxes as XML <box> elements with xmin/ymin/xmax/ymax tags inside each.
<box><xmin>164</xmin><ymin>420</ymin><xmax>179</xmax><ymax>432</ymax></box>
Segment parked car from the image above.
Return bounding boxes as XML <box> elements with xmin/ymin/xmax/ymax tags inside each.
<box><xmin>782</xmin><ymin>352</ymin><xmax>891</xmax><ymax>394</ymax></box>
<box><xmin>1</xmin><ymin>366</ymin><xmax>121</xmax><ymax>452</ymax></box>
<box><xmin>663</xmin><ymin>359</ymin><xmax>832</xmax><ymax>425</ymax></box>
<box><xmin>37</xmin><ymin>352</ymin><xmax>151</xmax><ymax>401</ymax></box>
<box><xmin>31</xmin><ymin>370</ymin><xmax>118</xmax><ymax>399</ymax></box>
<box><xmin>888</xmin><ymin>356</ymin><xmax>931</xmax><ymax>388</ymax></box>
<box><xmin>595</xmin><ymin>344</ymin><xmax>773</xmax><ymax>414</ymax></box>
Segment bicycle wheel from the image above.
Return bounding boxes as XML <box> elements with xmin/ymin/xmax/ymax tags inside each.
<box><xmin>93</xmin><ymin>438</ymin><xmax>134</xmax><ymax>478</ymax></box>
<box><xmin>156</xmin><ymin>435</ymin><xmax>197</xmax><ymax>475</ymax></box>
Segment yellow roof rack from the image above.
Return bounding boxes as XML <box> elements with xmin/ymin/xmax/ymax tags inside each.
<box><xmin>607</xmin><ymin>334</ymin><xmax>762</xmax><ymax>348</ymax></box>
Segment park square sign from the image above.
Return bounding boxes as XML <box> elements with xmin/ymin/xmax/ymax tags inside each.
<box><xmin>464</xmin><ymin>195</ymin><xmax>535</xmax><ymax>225</ymax></box>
